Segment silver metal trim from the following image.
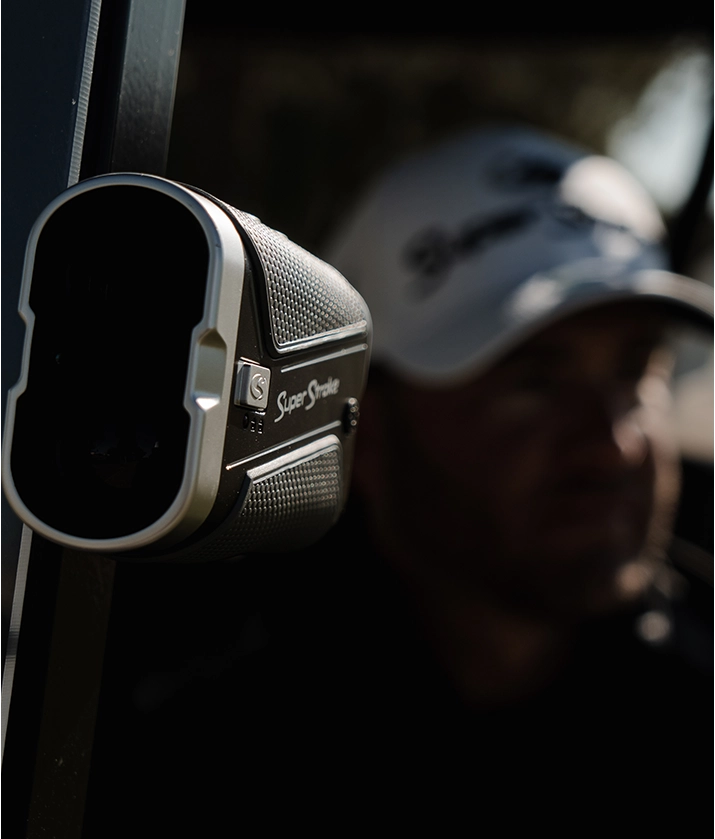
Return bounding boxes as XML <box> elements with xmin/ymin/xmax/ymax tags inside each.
<box><xmin>225</xmin><ymin>421</ymin><xmax>343</xmax><ymax>471</ymax></box>
<box><xmin>279</xmin><ymin>343</ymin><xmax>369</xmax><ymax>373</ymax></box>
<box><xmin>270</xmin><ymin>323</ymin><xmax>370</xmax><ymax>355</ymax></box>
<box><xmin>243</xmin><ymin>434</ymin><xmax>342</xmax><ymax>483</ymax></box>
<box><xmin>2</xmin><ymin>174</ymin><xmax>246</xmax><ymax>552</ymax></box>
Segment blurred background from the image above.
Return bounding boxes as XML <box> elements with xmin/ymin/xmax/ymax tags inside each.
<box><xmin>126</xmin><ymin>2</ymin><xmax>714</xmax><ymax>745</ymax></box>
<box><xmin>168</xmin><ymin>13</ymin><xmax>713</xmax><ymax>271</ymax></box>
<box><xmin>2</xmin><ymin>9</ymin><xmax>712</xmax><ymax>831</ymax></box>
<box><xmin>165</xmin><ymin>7</ymin><xmax>713</xmax><ymax>545</ymax></box>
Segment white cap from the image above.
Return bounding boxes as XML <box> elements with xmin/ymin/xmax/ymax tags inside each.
<box><xmin>324</xmin><ymin>126</ymin><xmax>713</xmax><ymax>386</ymax></box>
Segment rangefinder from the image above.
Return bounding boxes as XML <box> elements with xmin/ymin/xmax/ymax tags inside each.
<box><xmin>2</xmin><ymin>174</ymin><xmax>371</xmax><ymax>560</ymax></box>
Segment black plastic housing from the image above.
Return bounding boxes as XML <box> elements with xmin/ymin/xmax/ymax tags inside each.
<box><xmin>2</xmin><ymin>174</ymin><xmax>371</xmax><ymax>559</ymax></box>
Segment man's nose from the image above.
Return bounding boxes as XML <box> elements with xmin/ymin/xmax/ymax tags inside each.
<box><xmin>611</xmin><ymin>410</ymin><xmax>649</xmax><ymax>468</ymax></box>
<box><xmin>565</xmin><ymin>387</ymin><xmax>650</xmax><ymax>471</ymax></box>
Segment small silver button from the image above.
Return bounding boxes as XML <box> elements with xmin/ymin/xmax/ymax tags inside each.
<box><xmin>234</xmin><ymin>361</ymin><xmax>271</xmax><ymax>411</ymax></box>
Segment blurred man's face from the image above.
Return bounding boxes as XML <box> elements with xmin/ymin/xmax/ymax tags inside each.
<box><xmin>362</xmin><ymin>302</ymin><xmax>682</xmax><ymax>620</ymax></box>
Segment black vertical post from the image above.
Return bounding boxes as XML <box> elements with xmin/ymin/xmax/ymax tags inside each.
<box><xmin>1</xmin><ymin>2</ymin><xmax>186</xmax><ymax>836</ymax></box>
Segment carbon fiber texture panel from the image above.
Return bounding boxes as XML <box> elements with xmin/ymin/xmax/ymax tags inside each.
<box><xmin>227</xmin><ymin>206</ymin><xmax>368</xmax><ymax>350</ymax></box>
<box><xmin>190</xmin><ymin>444</ymin><xmax>343</xmax><ymax>559</ymax></box>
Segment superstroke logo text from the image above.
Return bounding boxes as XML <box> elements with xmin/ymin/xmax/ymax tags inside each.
<box><xmin>274</xmin><ymin>376</ymin><xmax>340</xmax><ymax>423</ymax></box>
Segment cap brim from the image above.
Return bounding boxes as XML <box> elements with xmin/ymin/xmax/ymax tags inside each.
<box><xmin>386</xmin><ymin>268</ymin><xmax>713</xmax><ymax>387</ymax></box>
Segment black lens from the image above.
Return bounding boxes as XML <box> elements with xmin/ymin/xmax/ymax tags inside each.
<box><xmin>11</xmin><ymin>186</ymin><xmax>209</xmax><ymax>539</ymax></box>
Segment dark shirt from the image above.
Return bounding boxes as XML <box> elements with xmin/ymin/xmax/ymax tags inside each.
<box><xmin>83</xmin><ymin>503</ymin><xmax>713</xmax><ymax>836</ymax></box>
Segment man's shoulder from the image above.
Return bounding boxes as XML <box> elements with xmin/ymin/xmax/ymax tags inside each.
<box><xmin>669</xmin><ymin>537</ymin><xmax>713</xmax><ymax>592</ymax></box>
<box><xmin>665</xmin><ymin>537</ymin><xmax>713</xmax><ymax>675</ymax></box>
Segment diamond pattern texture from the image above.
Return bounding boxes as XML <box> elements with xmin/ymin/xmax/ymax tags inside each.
<box><xmin>228</xmin><ymin>206</ymin><xmax>368</xmax><ymax>349</ymax></box>
<box><xmin>187</xmin><ymin>445</ymin><xmax>343</xmax><ymax>559</ymax></box>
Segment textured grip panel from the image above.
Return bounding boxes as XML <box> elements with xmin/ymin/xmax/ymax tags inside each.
<box><xmin>181</xmin><ymin>440</ymin><xmax>343</xmax><ymax>560</ymax></box>
<box><xmin>227</xmin><ymin>206</ymin><xmax>369</xmax><ymax>351</ymax></box>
